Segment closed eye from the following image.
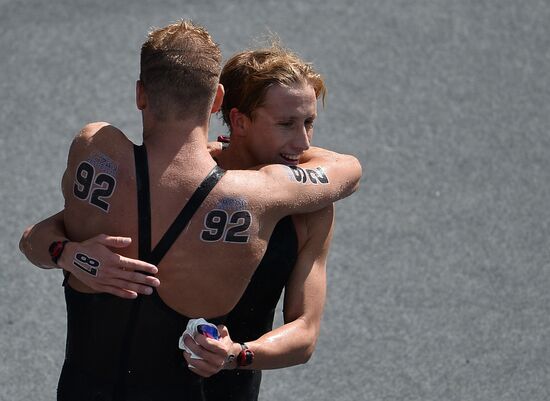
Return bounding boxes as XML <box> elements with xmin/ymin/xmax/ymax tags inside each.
<box><xmin>278</xmin><ymin>121</ymin><xmax>294</xmax><ymax>128</ymax></box>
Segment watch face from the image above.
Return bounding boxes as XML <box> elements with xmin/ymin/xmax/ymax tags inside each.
<box><xmin>237</xmin><ymin>348</ymin><xmax>254</xmax><ymax>366</ymax></box>
<box><xmin>197</xmin><ymin>324</ymin><xmax>220</xmax><ymax>340</ymax></box>
<box><xmin>245</xmin><ymin>350</ymin><xmax>254</xmax><ymax>364</ymax></box>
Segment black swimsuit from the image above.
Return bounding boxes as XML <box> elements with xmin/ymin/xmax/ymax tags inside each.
<box><xmin>58</xmin><ymin>144</ymin><xmax>226</xmax><ymax>401</ymax></box>
<box><xmin>203</xmin><ymin>216</ymin><xmax>298</xmax><ymax>401</ymax></box>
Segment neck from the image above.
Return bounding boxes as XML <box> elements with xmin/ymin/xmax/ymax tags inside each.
<box><xmin>139</xmin><ymin>117</ymin><xmax>217</xmax><ymax>177</ymax></box>
<box><xmin>215</xmin><ymin>138</ymin><xmax>257</xmax><ymax>170</ymax></box>
<box><xmin>142</xmin><ymin>117</ymin><xmax>210</xmax><ymax>157</ymax></box>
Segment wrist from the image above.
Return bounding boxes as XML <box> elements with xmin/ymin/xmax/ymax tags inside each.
<box><xmin>223</xmin><ymin>342</ymin><xmax>242</xmax><ymax>370</ymax></box>
<box><xmin>48</xmin><ymin>240</ymin><xmax>69</xmax><ymax>268</ymax></box>
<box><xmin>236</xmin><ymin>342</ymin><xmax>255</xmax><ymax>368</ymax></box>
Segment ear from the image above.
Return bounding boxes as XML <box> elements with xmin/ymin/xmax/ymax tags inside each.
<box><xmin>211</xmin><ymin>84</ymin><xmax>225</xmax><ymax>113</ymax></box>
<box><xmin>136</xmin><ymin>80</ymin><xmax>147</xmax><ymax>110</ymax></box>
<box><xmin>228</xmin><ymin>107</ymin><xmax>250</xmax><ymax>137</ymax></box>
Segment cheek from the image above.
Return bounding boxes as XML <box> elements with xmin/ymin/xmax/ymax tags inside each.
<box><xmin>250</xmin><ymin>131</ymin><xmax>277</xmax><ymax>156</ymax></box>
<box><xmin>255</xmin><ymin>127</ymin><xmax>280</xmax><ymax>147</ymax></box>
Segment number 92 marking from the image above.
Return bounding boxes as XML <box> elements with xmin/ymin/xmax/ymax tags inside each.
<box><xmin>73</xmin><ymin>161</ymin><xmax>116</xmax><ymax>212</ymax></box>
<box><xmin>201</xmin><ymin>210</ymin><xmax>251</xmax><ymax>243</ymax></box>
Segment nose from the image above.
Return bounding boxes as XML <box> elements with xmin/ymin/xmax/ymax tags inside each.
<box><xmin>294</xmin><ymin>126</ymin><xmax>311</xmax><ymax>152</ymax></box>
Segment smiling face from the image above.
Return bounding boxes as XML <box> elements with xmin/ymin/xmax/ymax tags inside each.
<box><xmin>219</xmin><ymin>43</ymin><xmax>326</xmax><ymax>169</ymax></box>
<box><xmin>241</xmin><ymin>82</ymin><xmax>317</xmax><ymax>166</ymax></box>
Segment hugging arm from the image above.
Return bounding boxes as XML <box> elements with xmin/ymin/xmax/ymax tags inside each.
<box><xmin>242</xmin><ymin>204</ymin><xmax>334</xmax><ymax>369</ymax></box>
<box><xmin>254</xmin><ymin>147</ymin><xmax>361</xmax><ymax>216</ymax></box>
<box><xmin>185</xmin><ymin>204</ymin><xmax>334</xmax><ymax>373</ymax></box>
<box><xmin>19</xmin><ymin>210</ymin><xmax>159</xmax><ymax>299</ymax></box>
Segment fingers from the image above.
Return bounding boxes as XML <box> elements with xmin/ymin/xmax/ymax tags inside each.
<box><xmin>185</xmin><ymin>356</ymin><xmax>222</xmax><ymax>377</ymax></box>
<box><xmin>217</xmin><ymin>325</ymin><xmax>229</xmax><ymax>338</ymax></box>
<box><xmin>182</xmin><ymin>335</ymin><xmax>226</xmax><ymax>377</ymax></box>
<box><xmin>88</xmin><ymin>260</ymin><xmax>159</xmax><ymax>294</ymax></box>
<box><xmin>108</xmin><ymin>278</ymin><xmax>154</xmax><ymax>296</ymax></box>
<box><xmin>118</xmin><ymin>255</ymin><xmax>158</xmax><ymax>276</ymax></box>
<box><xmin>98</xmin><ymin>286</ymin><xmax>139</xmax><ymax>299</ymax></box>
<box><xmin>194</xmin><ymin>331</ymin><xmax>225</xmax><ymax>352</ymax></box>
<box><xmin>94</xmin><ymin>234</ymin><xmax>132</xmax><ymax>248</ymax></box>
<box><xmin>63</xmin><ymin>235</ymin><xmax>160</xmax><ymax>298</ymax></box>
<box><xmin>111</xmin><ymin>263</ymin><xmax>160</xmax><ymax>292</ymax></box>
<box><xmin>183</xmin><ymin>335</ymin><xmax>226</xmax><ymax>368</ymax></box>
<box><xmin>71</xmin><ymin>256</ymin><xmax>159</xmax><ymax>296</ymax></box>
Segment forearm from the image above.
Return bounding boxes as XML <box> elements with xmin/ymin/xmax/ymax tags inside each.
<box><xmin>20</xmin><ymin>208</ymin><xmax>159</xmax><ymax>298</ymax></box>
<box><xmin>19</xmin><ymin>211</ymin><xmax>68</xmax><ymax>269</ymax></box>
<box><xmin>235</xmin><ymin>317</ymin><xmax>319</xmax><ymax>370</ymax></box>
<box><xmin>235</xmin><ymin>207</ymin><xmax>334</xmax><ymax>370</ymax></box>
<box><xmin>298</xmin><ymin>146</ymin><xmax>338</xmax><ymax>163</ymax></box>
<box><xmin>303</xmin><ymin>147</ymin><xmax>362</xmax><ymax>197</ymax></box>
<box><xmin>272</xmin><ymin>147</ymin><xmax>362</xmax><ymax>213</ymax></box>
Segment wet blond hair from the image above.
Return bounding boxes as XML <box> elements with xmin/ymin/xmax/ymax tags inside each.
<box><xmin>220</xmin><ymin>41</ymin><xmax>326</xmax><ymax>130</ymax></box>
<box><xmin>140</xmin><ymin>20</ymin><xmax>222</xmax><ymax>121</ymax></box>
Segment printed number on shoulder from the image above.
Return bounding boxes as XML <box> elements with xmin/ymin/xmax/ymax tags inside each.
<box><xmin>73</xmin><ymin>161</ymin><xmax>116</xmax><ymax>212</ymax></box>
<box><xmin>201</xmin><ymin>210</ymin><xmax>251</xmax><ymax>243</ymax></box>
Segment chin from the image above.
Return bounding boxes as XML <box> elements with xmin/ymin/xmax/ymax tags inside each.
<box><xmin>285</xmin><ymin>159</ymin><xmax>299</xmax><ymax>166</ymax></box>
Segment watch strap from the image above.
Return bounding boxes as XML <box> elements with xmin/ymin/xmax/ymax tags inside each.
<box><xmin>236</xmin><ymin>343</ymin><xmax>254</xmax><ymax>367</ymax></box>
<box><xmin>48</xmin><ymin>240</ymin><xmax>69</xmax><ymax>265</ymax></box>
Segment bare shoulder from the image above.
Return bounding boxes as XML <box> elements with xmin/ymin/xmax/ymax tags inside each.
<box><xmin>79</xmin><ymin>121</ymin><xmax>113</xmax><ymax>137</ymax></box>
<box><xmin>219</xmin><ymin>167</ymin><xmax>287</xmax><ymax>198</ymax></box>
<box><xmin>66</xmin><ymin>122</ymin><xmax>133</xmax><ymax>168</ymax></box>
<box><xmin>292</xmin><ymin>204</ymin><xmax>335</xmax><ymax>249</ymax></box>
<box><xmin>306</xmin><ymin>203</ymin><xmax>335</xmax><ymax>227</ymax></box>
<box><xmin>62</xmin><ymin>122</ymin><xmax>137</xmax><ymax>240</ymax></box>
<box><xmin>70</xmin><ymin>122</ymin><xmax>130</xmax><ymax>151</ymax></box>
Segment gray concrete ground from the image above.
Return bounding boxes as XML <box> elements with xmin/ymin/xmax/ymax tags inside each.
<box><xmin>2</xmin><ymin>0</ymin><xmax>550</xmax><ymax>400</ymax></box>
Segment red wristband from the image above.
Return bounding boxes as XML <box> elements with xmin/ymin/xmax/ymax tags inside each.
<box><xmin>48</xmin><ymin>240</ymin><xmax>69</xmax><ymax>265</ymax></box>
<box><xmin>236</xmin><ymin>343</ymin><xmax>254</xmax><ymax>367</ymax></box>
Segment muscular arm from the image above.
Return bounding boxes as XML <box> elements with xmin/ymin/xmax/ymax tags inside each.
<box><xmin>183</xmin><ymin>204</ymin><xmax>334</xmax><ymax>374</ymax></box>
<box><xmin>19</xmin><ymin>209</ymin><xmax>160</xmax><ymax>298</ymax></box>
<box><xmin>20</xmin><ymin>211</ymin><xmax>68</xmax><ymax>269</ymax></box>
<box><xmin>240</xmin><ymin>204</ymin><xmax>334</xmax><ymax>369</ymax></box>
<box><xmin>252</xmin><ymin>147</ymin><xmax>361</xmax><ymax>216</ymax></box>
<box><xmin>18</xmin><ymin>136</ymin><xmax>230</xmax><ymax>296</ymax></box>
<box><xmin>19</xmin><ymin>123</ymin><xmax>160</xmax><ymax>298</ymax></box>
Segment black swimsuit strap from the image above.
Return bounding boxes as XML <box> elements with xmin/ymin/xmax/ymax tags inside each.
<box><xmin>133</xmin><ymin>143</ymin><xmax>226</xmax><ymax>264</ymax></box>
<box><xmin>115</xmin><ymin>144</ymin><xmax>225</xmax><ymax>399</ymax></box>
<box><xmin>134</xmin><ymin>144</ymin><xmax>152</xmax><ymax>261</ymax></box>
<box><xmin>150</xmin><ymin>165</ymin><xmax>226</xmax><ymax>265</ymax></box>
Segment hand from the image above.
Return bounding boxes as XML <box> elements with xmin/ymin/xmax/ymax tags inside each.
<box><xmin>182</xmin><ymin>325</ymin><xmax>236</xmax><ymax>377</ymax></box>
<box><xmin>207</xmin><ymin>140</ymin><xmax>224</xmax><ymax>159</ymax></box>
<box><xmin>58</xmin><ymin>234</ymin><xmax>159</xmax><ymax>299</ymax></box>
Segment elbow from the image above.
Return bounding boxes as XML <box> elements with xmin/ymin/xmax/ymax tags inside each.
<box><xmin>342</xmin><ymin>155</ymin><xmax>363</xmax><ymax>198</ymax></box>
<box><xmin>19</xmin><ymin>225</ymin><xmax>43</xmax><ymax>268</ymax></box>
<box><xmin>351</xmin><ymin>157</ymin><xmax>363</xmax><ymax>194</ymax></box>
<box><xmin>297</xmin><ymin>338</ymin><xmax>318</xmax><ymax>365</ymax></box>
<box><xmin>296</xmin><ymin>330</ymin><xmax>319</xmax><ymax>365</ymax></box>
<box><xmin>19</xmin><ymin>225</ymin><xmax>33</xmax><ymax>256</ymax></box>
<box><xmin>287</xmin><ymin>317</ymin><xmax>321</xmax><ymax>365</ymax></box>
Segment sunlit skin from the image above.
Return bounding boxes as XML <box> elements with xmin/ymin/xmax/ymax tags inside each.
<box><xmin>217</xmin><ymin>82</ymin><xmax>318</xmax><ymax>169</ymax></box>
<box><xmin>18</xmin><ymin>78</ymin><xmax>342</xmax><ymax>378</ymax></box>
<box><xmin>197</xmin><ymin>80</ymin><xmax>329</xmax><ymax>373</ymax></box>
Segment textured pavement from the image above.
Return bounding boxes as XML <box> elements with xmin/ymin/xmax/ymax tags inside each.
<box><xmin>2</xmin><ymin>1</ymin><xmax>550</xmax><ymax>400</ymax></box>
